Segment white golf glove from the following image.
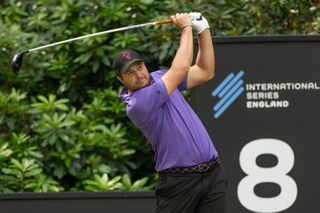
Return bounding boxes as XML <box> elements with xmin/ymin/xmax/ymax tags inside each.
<box><xmin>189</xmin><ymin>12</ymin><xmax>210</xmax><ymax>34</ymax></box>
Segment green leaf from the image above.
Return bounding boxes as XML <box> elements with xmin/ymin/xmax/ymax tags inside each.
<box><xmin>37</xmin><ymin>95</ymin><xmax>49</xmax><ymax>104</ymax></box>
<box><xmin>131</xmin><ymin>177</ymin><xmax>149</xmax><ymax>190</ymax></box>
<box><xmin>120</xmin><ymin>149</ymin><xmax>136</xmax><ymax>156</ymax></box>
<box><xmin>54</xmin><ymin>166</ymin><xmax>66</xmax><ymax>179</ymax></box>
<box><xmin>97</xmin><ymin>164</ymin><xmax>111</xmax><ymax>174</ymax></box>
<box><xmin>122</xmin><ymin>174</ymin><xmax>131</xmax><ymax>188</ymax></box>
<box><xmin>0</xmin><ymin>143</ymin><xmax>13</xmax><ymax>159</ymax></box>
<box><xmin>25</xmin><ymin>168</ymin><xmax>42</xmax><ymax>177</ymax></box>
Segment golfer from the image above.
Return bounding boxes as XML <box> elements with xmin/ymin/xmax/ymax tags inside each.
<box><xmin>113</xmin><ymin>12</ymin><xmax>227</xmax><ymax>213</ymax></box>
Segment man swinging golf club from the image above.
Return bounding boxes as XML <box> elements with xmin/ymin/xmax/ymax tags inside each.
<box><xmin>114</xmin><ymin>12</ymin><xmax>228</xmax><ymax>213</ymax></box>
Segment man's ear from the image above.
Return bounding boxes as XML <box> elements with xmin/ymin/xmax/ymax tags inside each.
<box><xmin>117</xmin><ymin>75</ymin><xmax>124</xmax><ymax>84</ymax></box>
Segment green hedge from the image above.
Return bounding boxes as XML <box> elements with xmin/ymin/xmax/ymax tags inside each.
<box><xmin>1</xmin><ymin>0</ymin><xmax>319</xmax><ymax>192</ymax></box>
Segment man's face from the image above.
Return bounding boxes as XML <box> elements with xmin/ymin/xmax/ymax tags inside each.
<box><xmin>117</xmin><ymin>61</ymin><xmax>150</xmax><ymax>93</ymax></box>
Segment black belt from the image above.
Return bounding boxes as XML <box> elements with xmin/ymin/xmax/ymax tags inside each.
<box><xmin>160</xmin><ymin>157</ymin><xmax>220</xmax><ymax>174</ymax></box>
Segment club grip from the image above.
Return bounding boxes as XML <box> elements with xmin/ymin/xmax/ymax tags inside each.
<box><xmin>155</xmin><ymin>19</ymin><xmax>173</xmax><ymax>25</ymax></box>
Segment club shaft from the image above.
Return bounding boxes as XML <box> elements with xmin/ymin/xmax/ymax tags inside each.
<box><xmin>28</xmin><ymin>22</ymin><xmax>159</xmax><ymax>52</ymax></box>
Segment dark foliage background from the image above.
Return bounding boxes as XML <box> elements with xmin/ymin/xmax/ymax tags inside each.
<box><xmin>1</xmin><ymin>0</ymin><xmax>319</xmax><ymax>192</ymax></box>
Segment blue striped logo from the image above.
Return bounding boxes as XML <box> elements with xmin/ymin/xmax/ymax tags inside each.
<box><xmin>212</xmin><ymin>70</ymin><xmax>245</xmax><ymax>119</ymax></box>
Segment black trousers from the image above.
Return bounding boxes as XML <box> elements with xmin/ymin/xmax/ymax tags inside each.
<box><xmin>155</xmin><ymin>163</ymin><xmax>228</xmax><ymax>213</ymax></box>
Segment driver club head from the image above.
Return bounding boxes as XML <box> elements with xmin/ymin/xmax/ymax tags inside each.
<box><xmin>11</xmin><ymin>50</ymin><xmax>28</xmax><ymax>73</ymax></box>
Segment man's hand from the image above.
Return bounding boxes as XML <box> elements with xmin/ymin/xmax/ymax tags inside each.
<box><xmin>170</xmin><ymin>13</ymin><xmax>193</xmax><ymax>31</ymax></box>
<box><xmin>189</xmin><ymin>12</ymin><xmax>210</xmax><ymax>34</ymax></box>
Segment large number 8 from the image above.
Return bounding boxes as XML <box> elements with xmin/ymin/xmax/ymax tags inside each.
<box><xmin>237</xmin><ymin>138</ymin><xmax>298</xmax><ymax>212</ymax></box>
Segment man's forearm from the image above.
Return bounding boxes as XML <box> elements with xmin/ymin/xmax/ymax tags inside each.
<box><xmin>172</xmin><ymin>26</ymin><xmax>194</xmax><ymax>71</ymax></box>
<box><xmin>162</xmin><ymin>13</ymin><xmax>193</xmax><ymax>96</ymax></box>
<box><xmin>196</xmin><ymin>29</ymin><xmax>215</xmax><ymax>78</ymax></box>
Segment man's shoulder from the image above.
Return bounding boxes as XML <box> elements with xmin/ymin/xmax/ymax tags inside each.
<box><xmin>151</xmin><ymin>69</ymin><xmax>167</xmax><ymax>79</ymax></box>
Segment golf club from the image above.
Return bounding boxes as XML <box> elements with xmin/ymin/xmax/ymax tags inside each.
<box><xmin>11</xmin><ymin>19</ymin><xmax>173</xmax><ymax>73</ymax></box>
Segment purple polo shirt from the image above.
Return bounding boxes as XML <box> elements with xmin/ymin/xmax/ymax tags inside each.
<box><xmin>119</xmin><ymin>70</ymin><xmax>218</xmax><ymax>171</ymax></box>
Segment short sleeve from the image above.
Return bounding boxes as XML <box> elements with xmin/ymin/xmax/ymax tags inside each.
<box><xmin>155</xmin><ymin>69</ymin><xmax>187</xmax><ymax>91</ymax></box>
